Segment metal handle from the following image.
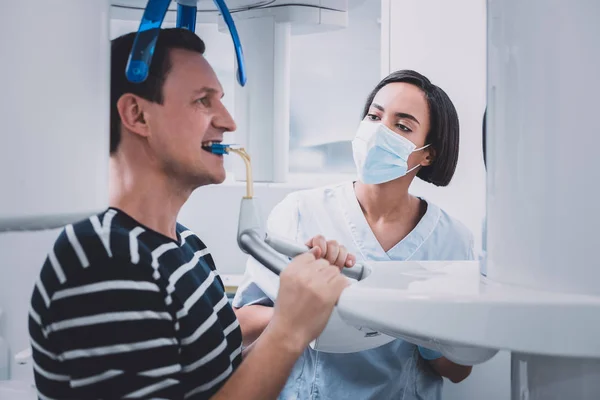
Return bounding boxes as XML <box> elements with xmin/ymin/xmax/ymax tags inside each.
<box><xmin>239</xmin><ymin>230</ymin><xmax>289</xmax><ymax>276</ymax></box>
<box><xmin>265</xmin><ymin>234</ymin><xmax>368</xmax><ymax>281</ymax></box>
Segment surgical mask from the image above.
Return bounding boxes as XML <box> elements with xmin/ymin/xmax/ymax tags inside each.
<box><xmin>352</xmin><ymin>121</ymin><xmax>430</xmax><ymax>184</ymax></box>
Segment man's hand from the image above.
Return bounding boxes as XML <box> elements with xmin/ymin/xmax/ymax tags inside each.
<box><xmin>305</xmin><ymin>235</ymin><xmax>356</xmax><ymax>269</ymax></box>
<box><xmin>266</xmin><ymin>249</ymin><xmax>349</xmax><ymax>353</ymax></box>
<box><xmin>213</xmin><ymin>250</ymin><xmax>349</xmax><ymax>400</ymax></box>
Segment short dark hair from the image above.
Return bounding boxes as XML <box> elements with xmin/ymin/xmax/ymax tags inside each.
<box><xmin>361</xmin><ymin>70</ymin><xmax>460</xmax><ymax>187</ymax></box>
<box><xmin>110</xmin><ymin>28</ymin><xmax>206</xmax><ymax>154</ymax></box>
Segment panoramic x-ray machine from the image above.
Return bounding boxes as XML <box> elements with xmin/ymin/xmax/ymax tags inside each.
<box><xmin>1</xmin><ymin>1</ymin><xmax>600</xmax><ymax>399</ymax></box>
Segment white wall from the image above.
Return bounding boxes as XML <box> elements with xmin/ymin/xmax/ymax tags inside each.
<box><xmin>381</xmin><ymin>0</ymin><xmax>509</xmax><ymax>399</ymax></box>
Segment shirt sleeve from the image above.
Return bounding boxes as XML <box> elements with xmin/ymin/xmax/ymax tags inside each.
<box><xmin>232</xmin><ymin>193</ymin><xmax>300</xmax><ymax>309</ymax></box>
<box><xmin>30</xmin><ymin>256</ymin><xmax>183</xmax><ymax>400</ymax></box>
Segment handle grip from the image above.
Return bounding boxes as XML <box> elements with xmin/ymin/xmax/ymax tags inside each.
<box><xmin>265</xmin><ymin>234</ymin><xmax>368</xmax><ymax>281</ymax></box>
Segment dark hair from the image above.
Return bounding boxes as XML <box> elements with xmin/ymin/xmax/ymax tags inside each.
<box><xmin>110</xmin><ymin>28</ymin><xmax>206</xmax><ymax>154</ymax></box>
<box><xmin>361</xmin><ymin>70</ymin><xmax>459</xmax><ymax>186</ymax></box>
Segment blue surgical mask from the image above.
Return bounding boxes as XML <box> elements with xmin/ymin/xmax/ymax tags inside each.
<box><xmin>352</xmin><ymin>121</ymin><xmax>430</xmax><ymax>184</ymax></box>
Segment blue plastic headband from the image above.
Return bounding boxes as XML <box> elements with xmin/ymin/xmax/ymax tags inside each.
<box><xmin>125</xmin><ymin>0</ymin><xmax>247</xmax><ymax>87</ymax></box>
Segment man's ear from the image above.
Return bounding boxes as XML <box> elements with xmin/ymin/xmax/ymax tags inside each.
<box><xmin>116</xmin><ymin>94</ymin><xmax>150</xmax><ymax>138</ymax></box>
<box><xmin>422</xmin><ymin>146</ymin><xmax>436</xmax><ymax>167</ymax></box>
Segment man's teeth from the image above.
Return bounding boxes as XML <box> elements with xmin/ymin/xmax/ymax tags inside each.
<box><xmin>202</xmin><ymin>141</ymin><xmax>222</xmax><ymax>147</ymax></box>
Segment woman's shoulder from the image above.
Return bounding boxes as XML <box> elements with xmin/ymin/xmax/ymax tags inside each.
<box><xmin>437</xmin><ymin>206</ymin><xmax>472</xmax><ymax>239</ymax></box>
<box><xmin>422</xmin><ymin>200</ymin><xmax>475</xmax><ymax>259</ymax></box>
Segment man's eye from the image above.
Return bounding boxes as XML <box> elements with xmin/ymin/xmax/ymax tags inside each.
<box><xmin>197</xmin><ymin>97</ymin><xmax>210</xmax><ymax>107</ymax></box>
<box><xmin>367</xmin><ymin>114</ymin><xmax>380</xmax><ymax>121</ymax></box>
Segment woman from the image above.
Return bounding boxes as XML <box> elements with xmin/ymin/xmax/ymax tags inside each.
<box><xmin>233</xmin><ymin>70</ymin><xmax>474</xmax><ymax>399</ymax></box>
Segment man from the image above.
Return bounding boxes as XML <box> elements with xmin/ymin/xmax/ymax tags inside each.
<box><xmin>28</xmin><ymin>28</ymin><xmax>352</xmax><ymax>399</ymax></box>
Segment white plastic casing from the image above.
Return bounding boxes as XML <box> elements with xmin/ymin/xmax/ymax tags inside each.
<box><xmin>485</xmin><ymin>0</ymin><xmax>600</xmax><ymax>296</ymax></box>
<box><xmin>0</xmin><ymin>0</ymin><xmax>110</xmax><ymax>231</ymax></box>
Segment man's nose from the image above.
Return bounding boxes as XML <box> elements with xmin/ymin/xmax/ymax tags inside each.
<box><xmin>213</xmin><ymin>102</ymin><xmax>237</xmax><ymax>132</ymax></box>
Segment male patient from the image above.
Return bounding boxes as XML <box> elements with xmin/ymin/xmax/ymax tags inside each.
<box><xmin>28</xmin><ymin>28</ymin><xmax>352</xmax><ymax>399</ymax></box>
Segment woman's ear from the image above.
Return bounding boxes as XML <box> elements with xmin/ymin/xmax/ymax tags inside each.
<box><xmin>422</xmin><ymin>146</ymin><xmax>436</xmax><ymax>167</ymax></box>
<box><xmin>116</xmin><ymin>94</ymin><xmax>151</xmax><ymax>139</ymax></box>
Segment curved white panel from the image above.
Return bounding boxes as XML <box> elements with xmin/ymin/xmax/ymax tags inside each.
<box><xmin>485</xmin><ymin>0</ymin><xmax>600</xmax><ymax>295</ymax></box>
<box><xmin>336</xmin><ymin>261</ymin><xmax>600</xmax><ymax>359</ymax></box>
<box><xmin>0</xmin><ymin>0</ymin><xmax>110</xmax><ymax>231</ymax></box>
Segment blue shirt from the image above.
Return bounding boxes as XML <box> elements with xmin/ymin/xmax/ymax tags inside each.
<box><xmin>233</xmin><ymin>182</ymin><xmax>474</xmax><ymax>400</ymax></box>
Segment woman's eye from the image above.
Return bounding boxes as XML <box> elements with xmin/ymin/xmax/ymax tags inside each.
<box><xmin>397</xmin><ymin>124</ymin><xmax>412</xmax><ymax>133</ymax></box>
<box><xmin>367</xmin><ymin>114</ymin><xmax>380</xmax><ymax>121</ymax></box>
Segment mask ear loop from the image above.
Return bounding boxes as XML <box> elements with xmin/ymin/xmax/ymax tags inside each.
<box><xmin>406</xmin><ymin>143</ymin><xmax>432</xmax><ymax>173</ymax></box>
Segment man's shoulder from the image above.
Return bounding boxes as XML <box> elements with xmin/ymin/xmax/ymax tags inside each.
<box><xmin>44</xmin><ymin>209</ymin><xmax>161</xmax><ymax>289</ymax></box>
<box><xmin>34</xmin><ymin>210</ymin><xmax>161</xmax><ymax>316</ymax></box>
<box><xmin>52</xmin><ymin>208</ymin><xmax>137</xmax><ymax>260</ymax></box>
<box><xmin>176</xmin><ymin>222</ymin><xmax>209</xmax><ymax>253</ymax></box>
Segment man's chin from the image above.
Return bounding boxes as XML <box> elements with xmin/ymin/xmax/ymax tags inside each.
<box><xmin>211</xmin><ymin>172</ymin><xmax>227</xmax><ymax>185</ymax></box>
<box><xmin>196</xmin><ymin>170</ymin><xmax>227</xmax><ymax>187</ymax></box>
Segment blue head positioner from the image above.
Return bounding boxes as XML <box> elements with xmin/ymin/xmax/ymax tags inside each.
<box><xmin>125</xmin><ymin>0</ymin><xmax>247</xmax><ymax>87</ymax></box>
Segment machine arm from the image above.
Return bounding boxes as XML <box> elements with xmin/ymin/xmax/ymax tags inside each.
<box><xmin>126</xmin><ymin>0</ymin><xmax>246</xmax><ymax>86</ymax></box>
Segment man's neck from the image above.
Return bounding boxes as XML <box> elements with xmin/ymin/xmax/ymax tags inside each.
<box><xmin>109</xmin><ymin>158</ymin><xmax>192</xmax><ymax>241</ymax></box>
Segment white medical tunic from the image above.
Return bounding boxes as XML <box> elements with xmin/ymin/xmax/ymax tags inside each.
<box><xmin>233</xmin><ymin>181</ymin><xmax>475</xmax><ymax>400</ymax></box>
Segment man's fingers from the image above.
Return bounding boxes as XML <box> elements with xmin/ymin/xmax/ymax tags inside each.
<box><xmin>293</xmin><ymin>250</ymin><xmax>317</xmax><ymax>264</ymax></box>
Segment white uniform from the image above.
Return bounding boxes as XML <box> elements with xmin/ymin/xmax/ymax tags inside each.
<box><xmin>234</xmin><ymin>181</ymin><xmax>474</xmax><ymax>400</ymax></box>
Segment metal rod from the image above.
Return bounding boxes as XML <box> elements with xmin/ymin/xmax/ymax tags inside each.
<box><xmin>265</xmin><ymin>233</ymin><xmax>368</xmax><ymax>281</ymax></box>
<box><xmin>239</xmin><ymin>229</ymin><xmax>289</xmax><ymax>276</ymax></box>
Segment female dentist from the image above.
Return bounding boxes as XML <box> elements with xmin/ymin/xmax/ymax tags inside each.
<box><xmin>233</xmin><ymin>70</ymin><xmax>474</xmax><ymax>399</ymax></box>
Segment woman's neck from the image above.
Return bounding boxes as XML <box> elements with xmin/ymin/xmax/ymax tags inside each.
<box><xmin>354</xmin><ymin>179</ymin><xmax>421</xmax><ymax>223</ymax></box>
<box><xmin>354</xmin><ymin>179</ymin><xmax>427</xmax><ymax>252</ymax></box>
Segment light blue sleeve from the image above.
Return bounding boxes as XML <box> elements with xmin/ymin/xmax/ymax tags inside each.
<box><xmin>231</xmin><ymin>193</ymin><xmax>300</xmax><ymax>309</ymax></box>
<box><xmin>418</xmin><ymin>346</ymin><xmax>443</xmax><ymax>361</ymax></box>
<box><xmin>231</xmin><ymin>267</ymin><xmax>274</xmax><ymax>308</ymax></box>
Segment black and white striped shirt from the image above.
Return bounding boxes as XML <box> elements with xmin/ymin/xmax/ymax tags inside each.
<box><xmin>29</xmin><ymin>208</ymin><xmax>242</xmax><ymax>399</ymax></box>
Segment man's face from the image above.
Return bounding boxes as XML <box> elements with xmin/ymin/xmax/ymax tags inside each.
<box><xmin>144</xmin><ymin>48</ymin><xmax>236</xmax><ymax>187</ymax></box>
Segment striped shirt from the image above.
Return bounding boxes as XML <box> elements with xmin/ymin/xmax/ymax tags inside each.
<box><xmin>28</xmin><ymin>208</ymin><xmax>242</xmax><ymax>399</ymax></box>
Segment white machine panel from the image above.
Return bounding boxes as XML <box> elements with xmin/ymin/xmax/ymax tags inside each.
<box><xmin>485</xmin><ymin>0</ymin><xmax>600</xmax><ymax>296</ymax></box>
<box><xmin>0</xmin><ymin>0</ymin><xmax>110</xmax><ymax>231</ymax></box>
